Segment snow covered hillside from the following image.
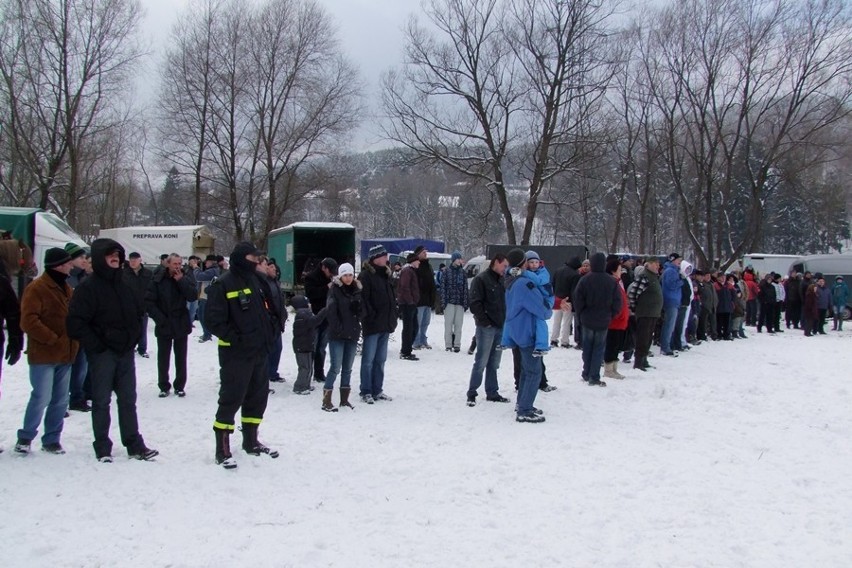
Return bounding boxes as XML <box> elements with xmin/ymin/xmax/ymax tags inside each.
<box><xmin>1</xmin><ymin>313</ymin><xmax>850</xmax><ymax>567</ymax></box>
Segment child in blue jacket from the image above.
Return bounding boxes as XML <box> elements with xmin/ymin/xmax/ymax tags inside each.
<box><xmin>501</xmin><ymin>251</ymin><xmax>554</xmax><ymax>356</ymax></box>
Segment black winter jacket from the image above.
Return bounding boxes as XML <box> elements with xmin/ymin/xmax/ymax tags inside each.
<box><xmin>259</xmin><ymin>275</ymin><xmax>288</xmax><ymax>333</ymax></box>
<box><xmin>415</xmin><ymin>261</ymin><xmax>437</xmax><ymax>308</ymax></box>
<box><xmin>327</xmin><ymin>277</ymin><xmax>362</xmax><ymax>342</ymax></box>
<box><xmin>552</xmin><ymin>260</ymin><xmax>579</xmax><ymax>299</ymax></box>
<box><xmin>573</xmin><ymin>253</ymin><xmax>622</xmax><ymax>330</ymax></box>
<box><xmin>358</xmin><ymin>261</ymin><xmax>398</xmax><ymax>336</ymax></box>
<box><xmin>124</xmin><ymin>265</ymin><xmax>153</xmax><ymax>306</ymax></box>
<box><xmin>304</xmin><ymin>267</ymin><xmax>332</xmax><ymax>314</ymax></box>
<box><xmin>203</xmin><ymin>246</ymin><xmax>276</xmax><ymax>359</ymax></box>
<box><xmin>758</xmin><ymin>279</ymin><xmax>777</xmax><ymax>304</ymax></box>
<box><xmin>292</xmin><ymin>304</ymin><xmax>328</xmax><ymax>352</ymax></box>
<box><xmin>67</xmin><ymin>239</ymin><xmax>144</xmax><ymax>355</ymax></box>
<box><xmin>145</xmin><ymin>268</ymin><xmax>197</xmax><ymax>338</ymax></box>
<box><xmin>0</xmin><ymin>271</ymin><xmax>22</xmax><ymax>348</ymax></box>
<box><xmin>469</xmin><ymin>266</ymin><xmax>506</xmax><ymax>328</ymax></box>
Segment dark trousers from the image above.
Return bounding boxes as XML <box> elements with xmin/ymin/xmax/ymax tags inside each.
<box><xmin>634</xmin><ymin>317</ymin><xmax>657</xmax><ymax>361</ymax></box>
<box><xmin>399</xmin><ymin>304</ymin><xmax>418</xmax><ymax>356</ymax></box>
<box><xmin>786</xmin><ymin>302</ymin><xmax>801</xmax><ymax>329</ymax></box>
<box><xmin>69</xmin><ymin>348</ymin><xmax>90</xmax><ymax>405</ymax></box>
<box><xmin>698</xmin><ymin>308</ymin><xmax>715</xmax><ymax>340</ymax></box>
<box><xmin>745</xmin><ymin>300</ymin><xmax>758</xmax><ymax>326</ymax></box>
<box><xmin>817</xmin><ymin>309</ymin><xmax>828</xmax><ymax>334</ymax></box>
<box><xmin>293</xmin><ymin>351</ymin><xmax>313</xmax><ymax>392</ymax></box>
<box><xmin>312</xmin><ymin>322</ymin><xmax>329</xmax><ymax>380</ymax></box>
<box><xmin>156</xmin><ymin>335</ymin><xmax>188</xmax><ymax>393</ymax></box>
<box><xmin>136</xmin><ymin>314</ymin><xmax>149</xmax><ymax>354</ymax></box>
<box><xmin>604</xmin><ymin>328</ymin><xmax>625</xmax><ymax>363</ymax></box>
<box><xmin>716</xmin><ymin>312</ymin><xmax>732</xmax><ymax>339</ymax></box>
<box><xmin>89</xmin><ymin>349</ymin><xmax>144</xmax><ymax>458</ymax></box>
<box><xmin>214</xmin><ymin>352</ymin><xmax>269</xmax><ymax>428</ymax></box>
<box><xmin>267</xmin><ymin>333</ymin><xmax>283</xmax><ymax>380</ymax></box>
<box><xmin>757</xmin><ymin>302</ymin><xmax>774</xmax><ymax>332</ymax></box>
<box><xmin>512</xmin><ymin>347</ymin><xmax>550</xmax><ymax>390</ymax></box>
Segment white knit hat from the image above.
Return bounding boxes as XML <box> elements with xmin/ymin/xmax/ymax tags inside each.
<box><xmin>338</xmin><ymin>262</ymin><xmax>355</xmax><ymax>276</ymax></box>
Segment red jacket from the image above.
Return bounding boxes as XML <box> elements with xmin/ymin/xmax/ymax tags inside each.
<box><xmin>609</xmin><ymin>280</ymin><xmax>629</xmax><ymax>331</ymax></box>
<box><xmin>744</xmin><ymin>272</ymin><xmax>760</xmax><ymax>301</ymax></box>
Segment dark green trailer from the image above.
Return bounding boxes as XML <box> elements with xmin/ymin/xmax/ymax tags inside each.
<box><xmin>267</xmin><ymin>222</ymin><xmax>356</xmax><ymax>294</ymax></box>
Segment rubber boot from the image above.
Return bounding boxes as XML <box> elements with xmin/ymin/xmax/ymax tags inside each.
<box><xmin>241</xmin><ymin>423</ymin><xmax>279</xmax><ymax>458</ymax></box>
<box><xmin>322</xmin><ymin>389</ymin><xmax>338</xmax><ymax>412</ymax></box>
<box><xmin>604</xmin><ymin>361</ymin><xmax>618</xmax><ymax>379</ymax></box>
<box><xmin>612</xmin><ymin>360</ymin><xmax>626</xmax><ymax>379</ymax></box>
<box><xmin>214</xmin><ymin>428</ymin><xmax>237</xmax><ymax>469</ymax></box>
<box><xmin>339</xmin><ymin>387</ymin><xmax>354</xmax><ymax>409</ymax></box>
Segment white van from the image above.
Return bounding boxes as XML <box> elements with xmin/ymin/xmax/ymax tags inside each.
<box><xmin>789</xmin><ymin>254</ymin><xmax>852</xmax><ymax>319</ymax></box>
<box><xmin>740</xmin><ymin>253</ymin><xmax>803</xmax><ymax>277</ymax></box>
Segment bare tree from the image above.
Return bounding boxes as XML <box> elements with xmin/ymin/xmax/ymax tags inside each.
<box><xmin>382</xmin><ymin>0</ymin><xmax>617</xmax><ymax>245</ymax></box>
<box><xmin>642</xmin><ymin>0</ymin><xmax>852</xmax><ymax>266</ymax></box>
<box><xmin>247</xmin><ymin>0</ymin><xmax>360</xmax><ymax>244</ymax></box>
<box><xmin>0</xmin><ymin>0</ymin><xmax>144</xmax><ymax>224</ymax></box>
<box><xmin>157</xmin><ymin>0</ymin><xmax>221</xmax><ymax>224</ymax></box>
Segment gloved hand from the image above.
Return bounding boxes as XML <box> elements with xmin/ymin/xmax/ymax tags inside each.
<box><xmin>5</xmin><ymin>336</ymin><xmax>23</xmax><ymax>366</ymax></box>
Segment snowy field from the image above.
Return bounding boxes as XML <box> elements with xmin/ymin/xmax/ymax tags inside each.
<box><xmin>1</xmin><ymin>311</ymin><xmax>851</xmax><ymax>567</ymax></box>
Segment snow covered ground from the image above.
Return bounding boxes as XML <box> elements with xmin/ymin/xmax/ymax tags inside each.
<box><xmin>1</xmin><ymin>312</ymin><xmax>850</xmax><ymax>567</ymax></box>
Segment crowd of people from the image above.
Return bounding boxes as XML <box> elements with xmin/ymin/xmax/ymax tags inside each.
<box><xmin>0</xmin><ymin>239</ymin><xmax>848</xmax><ymax>468</ymax></box>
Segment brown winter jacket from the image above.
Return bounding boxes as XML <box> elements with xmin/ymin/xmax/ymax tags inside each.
<box><xmin>396</xmin><ymin>264</ymin><xmax>420</xmax><ymax>306</ymax></box>
<box><xmin>21</xmin><ymin>271</ymin><xmax>79</xmax><ymax>364</ymax></box>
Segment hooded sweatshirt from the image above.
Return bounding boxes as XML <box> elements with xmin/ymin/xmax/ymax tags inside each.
<box><xmin>573</xmin><ymin>253</ymin><xmax>623</xmax><ymax>331</ymax></box>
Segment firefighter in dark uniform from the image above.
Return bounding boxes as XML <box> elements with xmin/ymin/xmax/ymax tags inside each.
<box><xmin>205</xmin><ymin>242</ymin><xmax>278</xmax><ymax>469</ymax></box>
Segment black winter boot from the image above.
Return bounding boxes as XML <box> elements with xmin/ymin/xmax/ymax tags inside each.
<box><xmin>241</xmin><ymin>423</ymin><xmax>279</xmax><ymax>458</ymax></box>
<box><xmin>214</xmin><ymin>428</ymin><xmax>237</xmax><ymax>469</ymax></box>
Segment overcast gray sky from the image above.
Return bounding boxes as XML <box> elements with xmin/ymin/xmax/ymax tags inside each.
<box><xmin>138</xmin><ymin>0</ymin><xmax>424</xmax><ymax>150</ymax></box>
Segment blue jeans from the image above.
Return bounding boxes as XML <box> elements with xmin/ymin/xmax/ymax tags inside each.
<box><xmin>197</xmin><ymin>299</ymin><xmax>211</xmax><ymax>340</ymax></box>
<box><xmin>359</xmin><ymin>332</ymin><xmax>389</xmax><ymax>397</ymax></box>
<box><xmin>18</xmin><ymin>363</ymin><xmax>72</xmax><ymax>445</ymax></box>
<box><xmin>581</xmin><ymin>328</ymin><xmax>608</xmax><ymax>381</ymax></box>
<box><xmin>267</xmin><ymin>333</ymin><xmax>283</xmax><ymax>379</ymax></box>
<box><xmin>326</xmin><ymin>339</ymin><xmax>358</xmax><ymax>389</ymax></box>
<box><xmin>414</xmin><ymin>306</ymin><xmax>432</xmax><ymax>347</ymax></box>
<box><xmin>516</xmin><ymin>347</ymin><xmax>542</xmax><ymax>415</ymax></box>
<box><xmin>187</xmin><ymin>300</ymin><xmax>198</xmax><ymax>326</ymax></box>
<box><xmin>467</xmin><ymin>326</ymin><xmax>503</xmax><ymax>397</ymax></box>
<box><xmin>69</xmin><ymin>349</ymin><xmax>89</xmax><ymax>405</ymax></box>
<box><xmin>660</xmin><ymin>305</ymin><xmax>679</xmax><ymax>353</ymax></box>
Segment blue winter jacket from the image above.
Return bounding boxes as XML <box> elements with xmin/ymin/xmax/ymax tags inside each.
<box><xmin>831</xmin><ymin>281</ymin><xmax>848</xmax><ymax>309</ymax></box>
<box><xmin>440</xmin><ymin>264</ymin><xmax>469</xmax><ymax>309</ymax></box>
<box><xmin>816</xmin><ymin>285</ymin><xmax>831</xmax><ymax>310</ymax></box>
<box><xmin>502</xmin><ymin>269</ymin><xmax>553</xmax><ymax>349</ymax></box>
<box><xmin>661</xmin><ymin>262</ymin><xmax>683</xmax><ymax>307</ymax></box>
<box><xmin>525</xmin><ymin>266</ymin><xmax>554</xmax><ymax>307</ymax></box>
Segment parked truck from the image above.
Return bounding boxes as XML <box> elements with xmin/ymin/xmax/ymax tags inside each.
<box><xmin>0</xmin><ymin>207</ymin><xmax>89</xmax><ymax>291</ymax></box>
<box><xmin>97</xmin><ymin>225</ymin><xmax>216</xmax><ymax>265</ymax></box>
<box><xmin>266</xmin><ymin>222</ymin><xmax>356</xmax><ymax>295</ymax></box>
